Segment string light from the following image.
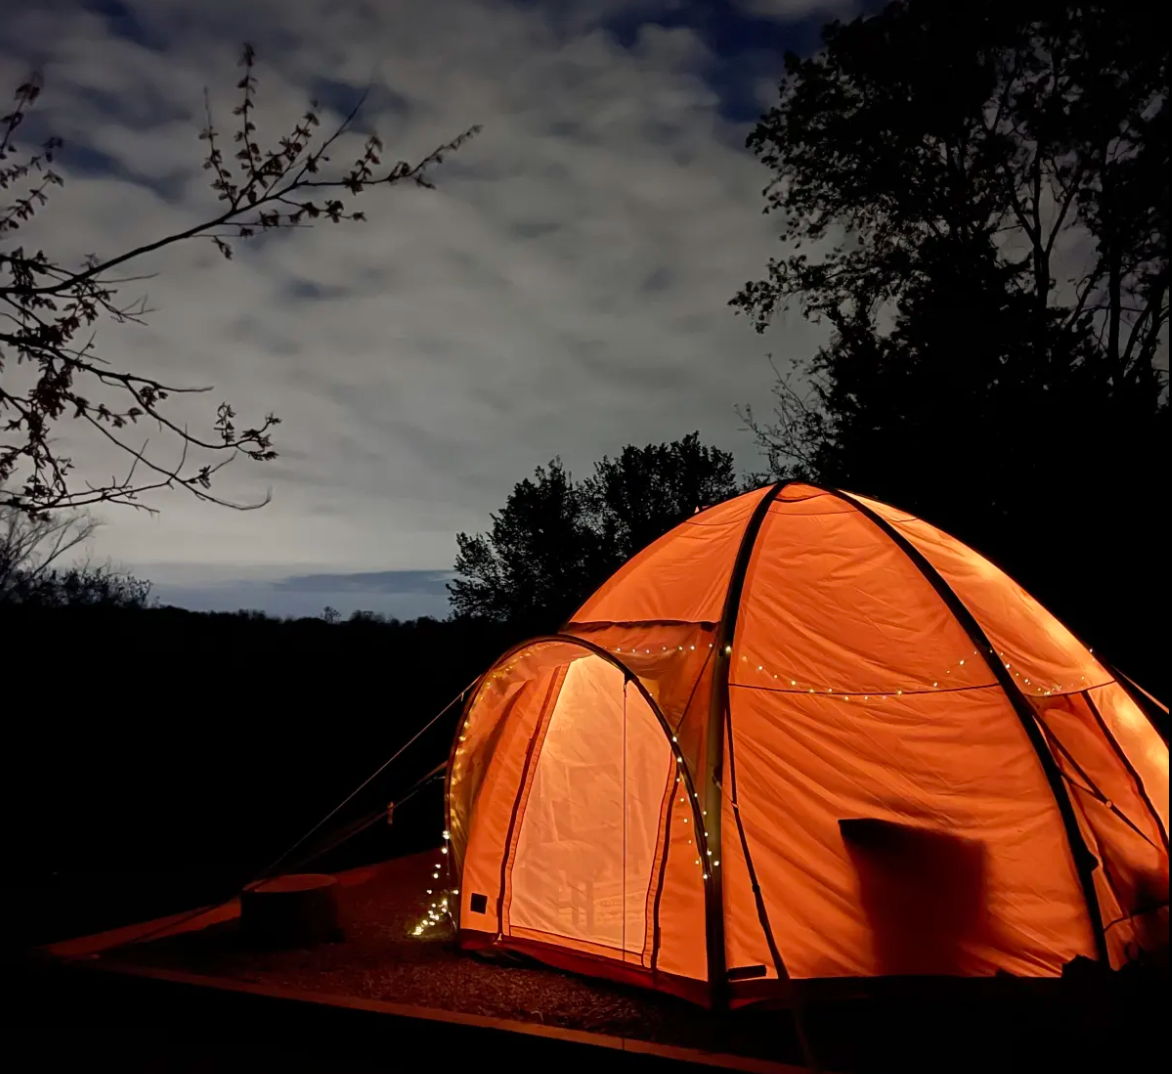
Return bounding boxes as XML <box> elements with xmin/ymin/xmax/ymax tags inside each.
<box><xmin>450</xmin><ymin>634</ymin><xmax>1104</xmax><ymax>933</ymax></box>
<box><xmin>718</xmin><ymin>644</ymin><xmax>1090</xmax><ymax>698</ymax></box>
<box><xmin>413</xmin><ymin>837</ymin><xmax>457</xmax><ymax>938</ymax></box>
<box><xmin>605</xmin><ymin>634</ymin><xmax>1091</xmax><ymax>698</ymax></box>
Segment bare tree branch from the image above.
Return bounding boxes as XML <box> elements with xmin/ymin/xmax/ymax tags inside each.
<box><xmin>0</xmin><ymin>492</ymin><xmax>97</xmax><ymax>596</ymax></box>
<box><xmin>0</xmin><ymin>45</ymin><xmax>480</xmax><ymax>516</ymax></box>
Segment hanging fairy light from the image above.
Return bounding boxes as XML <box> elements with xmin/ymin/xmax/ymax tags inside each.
<box><xmin>714</xmin><ymin>643</ymin><xmax>1091</xmax><ymax>698</ymax></box>
<box><xmin>411</xmin><ymin>830</ymin><xmax>457</xmax><ymax>938</ymax></box>
<box><xmin>600</xmin><ymin>628</ymin><xmax>1097</xmax><ymax>704</ymax></box>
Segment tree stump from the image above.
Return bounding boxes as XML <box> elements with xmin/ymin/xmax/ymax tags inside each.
<box><xmin>240</xmin><ymin>874</ymin><xmax>342</xmax><ymax>948</ymax></box>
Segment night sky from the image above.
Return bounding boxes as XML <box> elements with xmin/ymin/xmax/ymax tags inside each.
<box><xmin>4</xmin><ymin>0</ymin><xmax>868</xmax><ymax>618</ymax></box>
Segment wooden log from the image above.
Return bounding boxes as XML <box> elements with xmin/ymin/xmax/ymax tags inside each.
<box><xmin>240</xmin><ymin>873</ymin><xmax>342</xmax><ymax>948</ymax></box>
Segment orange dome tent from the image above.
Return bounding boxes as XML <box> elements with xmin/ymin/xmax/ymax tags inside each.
<box><xmin>445</xmin><ymin>483</ymin><xmax>1169</xmax><ymax>1007</ymax></box>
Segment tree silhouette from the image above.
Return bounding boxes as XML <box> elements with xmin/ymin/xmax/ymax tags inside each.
<box><xmin>1</xmin><ymin>46</ymin><xmax>478</xmax><ymax>515</ymax></box>
<box><xmin>449</xmin><ymin>459</ymin><xmax>601</xmax><ymax>634</ymax></box>
<box><xmin>585</xmin><ymin>433</ymin><xmax>740</xmax><ymax>562</ymax></box>
<box><xmin>733</xmin><ymin>0</ymin><xmax>1168</xmax><ymax>686</ymax></box>
<box><xmin>450</xmin><ymin>435</ymin><xmax>741</xmax><ymax>632</ymax></box>
<box><xmin>0</xmin><ymin>490</ymin><xmax>150</xmax><ymax>606</ymax></box>
<box><xmin>0</xmin><ymin>493</ymin><xmax>95</xmax><ymax>597</ymax></box>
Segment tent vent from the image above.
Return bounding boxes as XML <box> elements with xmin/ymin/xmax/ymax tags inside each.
<box><xmin>727</xmin><ymin>965</ymin><xmax>767</xmax><ymax>981</ymax></box>
<box><xmin>469</xmin><ymin>893</ymin><xmax>488</xmax><ymax>914</ymax></box>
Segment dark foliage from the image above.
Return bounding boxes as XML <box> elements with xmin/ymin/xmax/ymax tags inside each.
<box><xmin>1</xmin><ymin>498</ymin><xmax>152</xmax><ymax>607</ymax></box>
<box><xmin>734</xmin><ymin>0</ymin><xmax>1168</xmax><ymax>694</ymax></box>
<box><xmin>1</xmin><ymin>561</ymin><xmax>152</xmax><ymax>607</ymax></box>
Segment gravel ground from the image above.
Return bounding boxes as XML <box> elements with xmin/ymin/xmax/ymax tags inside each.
<box><xmin>108</xmin><ymin>851</ymin><xmax>811</xmax><ymax>1067</ymax></box>
<box><xmin>97</xmin><ymin>852</ymin><xmax>1164</xmax><ymax>1073</ymax></box>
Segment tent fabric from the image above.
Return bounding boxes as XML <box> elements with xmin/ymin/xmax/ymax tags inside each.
<box><xmin>446</xmin><ymin>483</ymin><xmax>1169</xmax><ymax>1007</ymax></box>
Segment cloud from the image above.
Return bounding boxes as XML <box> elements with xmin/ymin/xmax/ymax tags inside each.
<box><xmin>274</xmin><ymin>569</ymin><xmax>454</xmax><ymax>596</ymax></box>
<box><xmin>2</xmin><ymin>0</ymin><xmax>833</xmax><ymax>609</ymax></box>
<box><xmin>148</xmin><ymin>566</ymin><xmax>454</xmax><ymax>620</ymax></box>
<box><xmin>732</xmin><ymin>0</ymin><xmax>861</xmax><ymax>21</ymax></box>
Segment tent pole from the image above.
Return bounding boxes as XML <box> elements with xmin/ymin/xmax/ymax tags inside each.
<box><xmin>708</xmin><ymin>482</ymin><xmax>823</xmax><ymax>1069</ymax></box>
<box><xmin>834</xmin><ymin>489</ymin><xmax>1110</xmax><ymax>965</ymax></box>
<box><xmin>1096</xmin><ymin>657</ymin><xmax>1169</xmax><ymax>742</ymax></box>
<box><xmin>704</xmin><ymin>481</ymin><xmax>789</xmax><ymax>1009</ymax></box>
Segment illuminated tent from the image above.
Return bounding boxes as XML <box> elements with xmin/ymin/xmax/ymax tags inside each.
<box><xmin>445</xmin><ymin>483</ymin><xmax>1169</xmax><ymax>1007</ymax></box>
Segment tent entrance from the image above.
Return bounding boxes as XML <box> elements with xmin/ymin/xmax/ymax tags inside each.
<box><xmin>505</xmin><ymin>655</ymin><xmax>673</xmax><ymax>963</ymax></box>
<box><xmin>450</xmin><ymin>636</ymin><xmax>712</xmax><ymax>997</ymax></box>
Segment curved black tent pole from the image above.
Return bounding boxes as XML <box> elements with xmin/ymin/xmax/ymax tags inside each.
<box><xmin>831</xmin><ymin>488</ymin><xmax>1110</xmax><ymax>965</ymax></box>
<box><xmin>704</xmin><ymin>481</ymin><xmax>791</xmax><ymax>1007</ymax></box>
<box><xmin>1095</xmin><ymin>656</ymin><xmax>1169</xmax><ymax>744</ymax></box>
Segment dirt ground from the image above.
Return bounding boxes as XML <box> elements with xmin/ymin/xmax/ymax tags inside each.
<box><xmin>103</xmin><ymin>851</ymin><xmax>1165</xmax><ymax>1074</ymax></box>
<box><xmin>109</xmin><ymin>852</ymin><xmax>813</xmax><ymax>1066</ymax></box>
